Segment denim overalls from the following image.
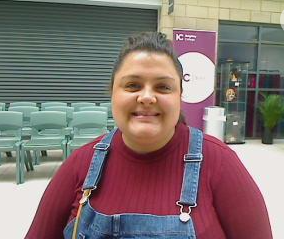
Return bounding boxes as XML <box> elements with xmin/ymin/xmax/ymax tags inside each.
<box><xmin>64</xmin><ymin>127</ymin><xmax>203</xmax><ymax>239</ymax></box>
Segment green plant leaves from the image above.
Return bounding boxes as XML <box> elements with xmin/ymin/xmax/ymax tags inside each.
<box><xmin>258</xmin><ymin>94</ymin><xmax>284</xmax><ymax>130</ymax></box>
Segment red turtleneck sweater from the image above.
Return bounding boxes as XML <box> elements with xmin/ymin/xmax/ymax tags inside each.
<box><xmin>26</xmin><ymin>123</ymin><xmax>272</xmax><ymax>239</ymax></box>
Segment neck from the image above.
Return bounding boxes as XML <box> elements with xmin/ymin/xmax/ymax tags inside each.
<box><xmin>121</xmin><ymin>129</ymin><xmax>175</xmax><ymax>154</ymax></box>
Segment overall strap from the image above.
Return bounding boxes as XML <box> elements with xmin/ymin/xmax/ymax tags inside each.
<box><xmin>83</xmin><ymin>128</ymin><xmax>117</xmax><ymax>190</ymax></box>
<box><xmin>176</xmin><ymin>127</ymin><xmax>203</xmax><ymax>222</ymax></box>
<box><xmin>72</xmin><ymin>129</ymin><xmax>117</xmax><ymax>239</ymax></box>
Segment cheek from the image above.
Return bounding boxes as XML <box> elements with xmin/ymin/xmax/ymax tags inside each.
<box><xmin>112</xmin><ymin>92</ymin><xmax>134</xmax><ymax>117</ymax></box>
<box><xmin>113</xmin><ymin>91</ymin><xmax>134</xmax><ymax>105</ymax></box>
<box><xmin>160</xmin><ymin>96</ymin><xmax>181</xmax><ymax>113</ymax></box>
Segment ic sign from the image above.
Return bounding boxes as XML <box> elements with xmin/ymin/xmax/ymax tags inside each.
<box><xmin>175</xmin><ymin>33</ymin><xmax>197</xmax><ymax>42</ymax></box>
<box><xmin>173</xmin><ymin>29</ymin><xmax>217</xmax><ymax>129</ymax></box>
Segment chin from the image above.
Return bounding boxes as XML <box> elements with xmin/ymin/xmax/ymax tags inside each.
<box><xmin>129</xmin><ymin>124</ymin><xmax>162</xmax><ymax>139</ymax></box>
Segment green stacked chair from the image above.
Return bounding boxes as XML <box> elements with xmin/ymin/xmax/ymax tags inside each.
<box><xmin>8</xmin><ymin>106</ymin><xmax>40</xmax><ymax>166</ymax></box>
<box><xmin>8</xmin><ymin>106</ymin><xmax>39</xmax><ymax>137</ymax></box>
<box><xmin>79</xmin><ymin>106</ymin><xmax>108</xmax><ymax>114</ymax></box>
<box><xmin>71</xmin><ymin>102</ymin><xmax>97</xmax><ymax>111</ymax></box>
<box><xmin>100</xmin><ymin>102</ymin><xmax>116</xmax><ymax>129</ymax></box>
<box><xmin>0</xmin><ymin>102</ymin><xmax>6</xmax><ymax>111</ymax></box>
<box><xmin>41</xmin><ymin>102</ymin><xmax>67</xmax><ymax>110</ymax></box>
<box><xmin>66</xmin><ymin>111</ymin><xmax>108</xmax><ymax>157</ymax></box>
<box><xmin>9</xmin><ymin>102</ymin><xmax>37</xmax><ymax>107</ymax></box>
<box><xmin>20</xmin><ymin>111</ymin><xmax>68</xmax><ymax>183</ymax></box>
<box><xmin>77</xmin><ymin>106</ymin><xmax>108</xmax><ymax>138</ymax></box>
<box><xmin>43</xmin><ymin>106</ymin><xmax>74</xmax><ymax>139</ymax></box>
<box><xmin>0</xmin><ymin>111</ymin><xmax>24</xmax><ymax>184</ymax></box>
<box><xmin>39</xmin><ymin>103</ymin><xmax>68</xmax><ymax>157</ymax></box>
<box><xmin>43</xmin><ymin>106</ymin><xmax>74</xmax><ymax>125</ymax></box>
<box><xmin>99</xmin><ymin>102</ymin><xmax>112</xmax><ymax>110</ymax></box>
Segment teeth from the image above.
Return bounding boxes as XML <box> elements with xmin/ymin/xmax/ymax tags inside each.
<box><xmin>134</xmin><ymin>112</ymin><xmax>158</xmax><ymax>116</ymax></box>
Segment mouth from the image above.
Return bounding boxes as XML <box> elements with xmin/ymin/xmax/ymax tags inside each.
<box><xmin>132</xmin><ymin>111</ymin><xmax>160</xmax><ymax>117</ymax></box>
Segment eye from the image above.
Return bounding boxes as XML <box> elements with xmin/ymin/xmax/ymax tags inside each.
<box><xmin>125</xmin><ymin>82</ymin><xmax>141</xmax><ymax>91</ymax></box>
<box><xmin>156</xmin><ymin>84</ymin><xmax>172</xmax><ymax>93</ymax></box>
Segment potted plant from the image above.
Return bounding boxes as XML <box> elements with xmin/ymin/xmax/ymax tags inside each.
<box><xmin>258</xmin><ymin>93</ymin><xmax>284</xmax><ymax>144</ymax></box>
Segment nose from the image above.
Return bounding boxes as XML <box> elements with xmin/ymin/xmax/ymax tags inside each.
<box><xmin>137</xmin><ymin>87</ymin><xmax>157</xmax><ymax>105</ymax></box>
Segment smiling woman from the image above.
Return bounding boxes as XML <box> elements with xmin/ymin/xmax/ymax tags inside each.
<box><xmin>112</xmin><ymin>51</ymin><xmax>181</xmax><ymax>153</ymax></box>
<box><xmin>26</xmin><ymin>32</ymin><xmax>272</xmax><ymax>239</ymax></box>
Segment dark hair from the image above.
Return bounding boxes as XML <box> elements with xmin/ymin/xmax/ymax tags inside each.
<box><xmin>110</xmin><ymin>32</ymin><xmax>186</xmax><ymax>124</ymax></box>
<box><xmin>110</xmin><ymin>32</ymin><xmax>183</xmax><ymax>92</ymax></box>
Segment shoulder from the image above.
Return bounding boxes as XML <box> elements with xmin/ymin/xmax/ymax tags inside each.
<box><xmin>203</xmin><ymin>133</ymin><xmax>237</xmax><ymax>157</ymax></box>
<box><xmin>71</xmin><ymin>135</ymin><xmax>105</xmax><ymax>159</ymax></box>
<box><xmin>62</xmin><ymin>135</ymin><xmax>106</xmax><ymax>179</ymax></box>
<box><xmin>182</xmin><ymin>125</ymin><xmax>236</xmax><ymax>158</ymax></box>
<box><xmin>201</xmin><ymin>133</ymin><xmax>243</xmax><ymax>188</ymax></box>
<box><xmin>203</xmin><ymin>133</ymin><xmax>241</xmax><ymax>167</ymax></box>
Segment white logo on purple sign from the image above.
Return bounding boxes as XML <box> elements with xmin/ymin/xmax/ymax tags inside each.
<box><xmin>175</xmin><ymin>33</ymin><xmax>197</xmax><ymax>42</ymax></box>
<box><xmin>179</xmin><ymin>52</ymin><xmax>215</xmax><ymax>103</ymax></box>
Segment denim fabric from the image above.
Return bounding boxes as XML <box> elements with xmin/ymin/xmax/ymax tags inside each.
<box><xmin>64</xmin><ymin>127</ymin><xmax>203</xmax><ymax>239</ymax></box>
<box><xmin>83</xmin><ymin>129</ymin><xmax>117</xmax><ymax>190</ymax></box>
<box><xmin>179</xmin><ymin>127</ymin><xmax>203</xmax><ymax>206</ymax></box>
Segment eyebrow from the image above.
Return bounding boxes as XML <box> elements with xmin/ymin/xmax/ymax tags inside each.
<box><xmin>121</xmin><ymin>75</ymin><xmax>176</xmax><ymax>82</ymax></box>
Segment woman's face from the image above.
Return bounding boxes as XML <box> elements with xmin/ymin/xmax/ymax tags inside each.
<box><xmin>112</xmin><ymin>51</ymin><xmax>181</xmax><ymax>153</ymax></box>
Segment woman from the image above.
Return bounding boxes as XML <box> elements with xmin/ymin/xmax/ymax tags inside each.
<box><xmin>26</xmin><ymin>32</ymin><xmax>272</xmax><ymax>239</ymax></box>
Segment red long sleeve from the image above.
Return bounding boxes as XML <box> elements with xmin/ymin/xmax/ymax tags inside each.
<box><xmin>26</xmin><ymin>123</ymin><xmax>272</xmax><ymax>239</ymax></box>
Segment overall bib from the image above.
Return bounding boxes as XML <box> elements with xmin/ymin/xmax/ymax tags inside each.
<box><xmin>64</xmin><ymin>127</ymin><xmax>203</xmax><ymax>239</ymax></box>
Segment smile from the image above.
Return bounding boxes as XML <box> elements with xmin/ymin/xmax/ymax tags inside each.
<box><xmin>132</xmin><ymin>111</ymin><xmax>160</xmax><ymax>117</ymax></box>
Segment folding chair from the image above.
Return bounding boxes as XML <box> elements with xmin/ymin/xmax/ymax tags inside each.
<box><xmin>79</xmin><ymin>106</ymin><xmax>108</xmax><ymax>114</ymax></box>
<box><xmin>41</xmin><ymin>102</ymin><xmax>67</xmax><ymax>110</ymax></box>
<box><xmin>71</xmin><ymin>102</ymin><xmax>97</xmax><ymax>111</ymax></box>
<box><xmin>43</xmin><ymin>106</ymin><xmax>74</xmax><ymax>140</ymax></box>
<box><xmin>43</xmin><ymin>106</ymin><xmax>74</xmax><ymax>126</ymax></box>
<box><xmin>8</xmin><ymin>106</ymin><xmax>39</xmax><ymax>137</ymax></box>
<box><xmin>21</xmin><ymin>111</ymin><xmax>68</xmax><ymax>183</ymax></box>
<box><xmin>9</xmin><ymin>102</ymin><xmax>37</xmax><ymax>107</ymax></box>
<box><xmin>0</xmin><ymin>102</ymin><xmax>5</xmax><ymax>111</ymax></box>
<box><xmin>100</xmin><ymin>102</ymin><xmax>116</xmax><ymax>129</ymax></box>
<box><xmin>67</xmin><ymin>111</ymin><xmax>108</xmax><ymax>157</ymax></box>
<box><xmin>0</xmin><ymin>111</ymin><xmax>25</xmax><ymax>184</ymax></box>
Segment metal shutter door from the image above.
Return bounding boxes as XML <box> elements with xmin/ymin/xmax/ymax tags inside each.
<box><xmin>0</xmin><ymin>1</ymin><xmax>157</xmax><ymax>103</ymax></box>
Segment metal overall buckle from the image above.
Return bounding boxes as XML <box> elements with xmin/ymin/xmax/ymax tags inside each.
<box><xmin>176</xmin><ymin>201</ymin><xmax>196</xmax><ymax>223</ymax></box>
<box><xmin>79</xmin><ymin>187</ymin><xmax>96</xmax><ymax>205</ymax></box>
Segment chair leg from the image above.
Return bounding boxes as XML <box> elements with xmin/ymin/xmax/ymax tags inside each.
<box><xmin>6</xmin><ymin>152</ymin><xmax>12</xmax><ymax>157</ymax></box>
<box><xmin>41</xmin><ymin>150</ymin><xmax>47</xmax><ymax>156</ymax></box>
<box><xmin>18</xmin><ymin>148</ymin><xmax>25</xmax><ymax>184</ymax></box>
<box><xmin>16</xmin><ymin>150</ymin><xmax>21</xmax><ymax>184</ymax></box>
<box><xmin>63</xmin><ymin>146</ymin><xmax>67</xmax><ymax>160</ymax></box>
<box><xmin>26</xmin><ymin>151</ymin><xmax>34</xmax><ymax>171</ymax></box>
<box><xmin>24</xmin><ymin>157</ymin><xmax>30</xmax><ymax>172</ymax></box>
<box><xmin>34</xmin><ymin>150</ymin><xmax>41</xmax><ymax>165</ymax></box>
<box><xmin>63</xmin><ymin>142</ymin><xmax>69</xmax><ymax>160</ymax></box>
<box><xmin>28</xmin><ymin>156</ymin><xmax>34</xmax><ymax>171</ymax></box>
<box><xmin>66</xmin><ymin>146</ymin><xmax>70</xmax><ymax>158</ymax></box>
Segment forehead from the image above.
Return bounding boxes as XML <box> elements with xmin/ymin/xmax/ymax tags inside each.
<box><xmin>123</xmin><ymin>51</ymin><xmax>173</xmax><ymax>64</ymax></box>
<box><xmin>115</xmin><ymin>51</ymin><xmax>179</xmax><ymax>78</ymax></box>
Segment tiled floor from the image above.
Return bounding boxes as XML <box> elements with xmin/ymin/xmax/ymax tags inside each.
<box><xmin>0</xmin><ymin>140</ymin><xmax>283</xmax><ymax>239</ymax></box>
